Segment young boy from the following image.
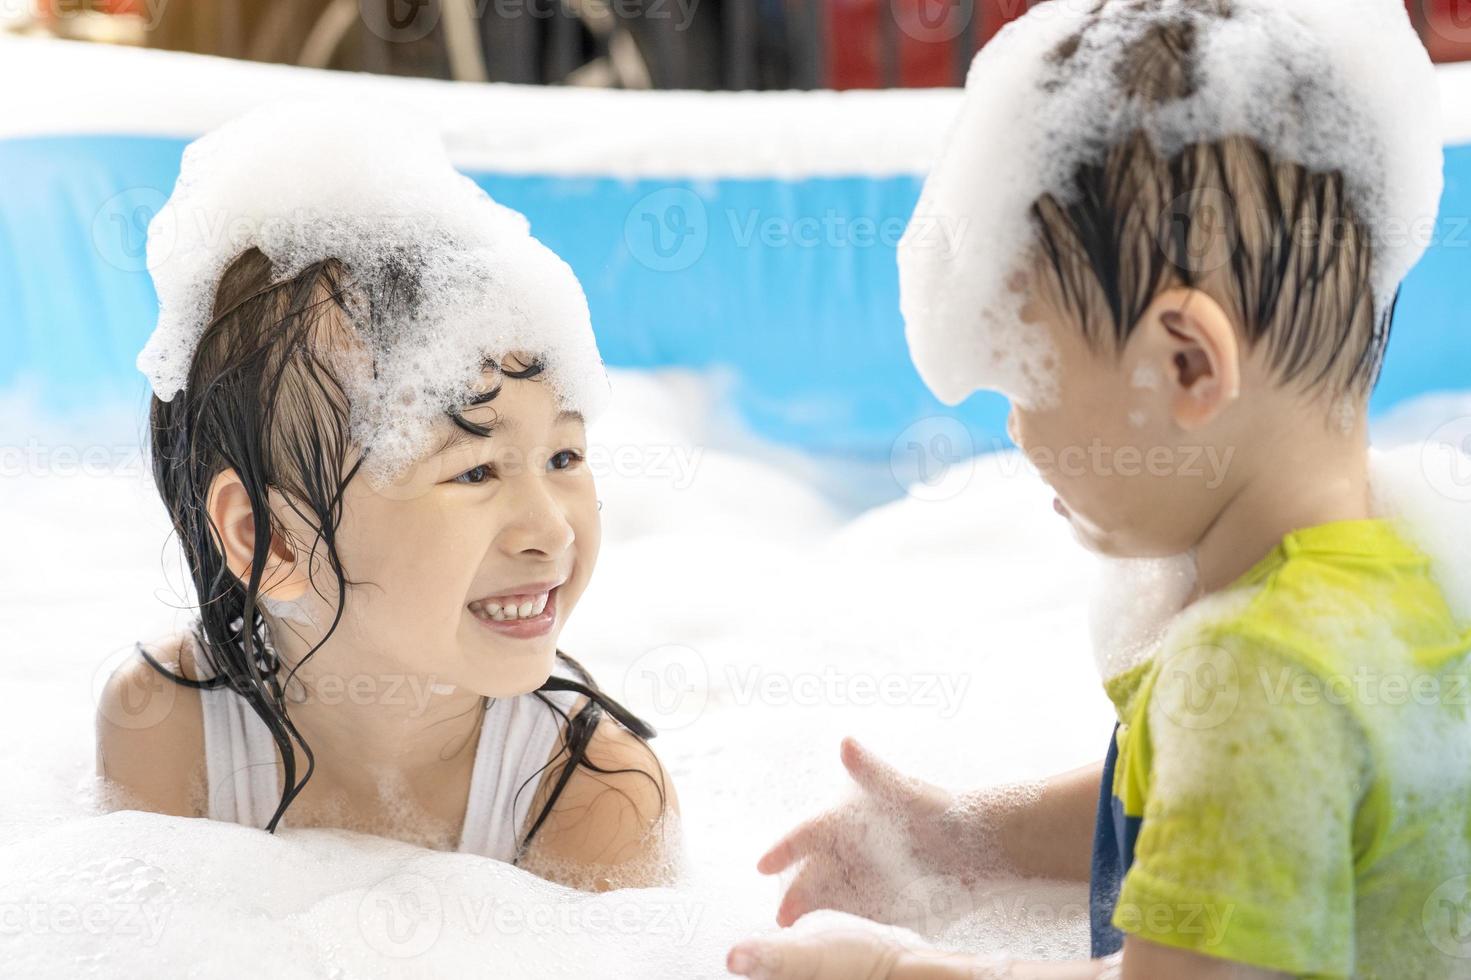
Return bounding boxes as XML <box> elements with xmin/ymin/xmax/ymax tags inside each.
<box><xmin>728</xmin><ymin>1</ymin><xmax>1470</xmax><ymax>978</ymax></box>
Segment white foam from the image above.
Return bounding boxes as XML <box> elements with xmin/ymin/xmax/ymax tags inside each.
<box><xmin>1089</xmin><ymin>553</ymin><xmax>1198</xmax><ymax>682</ymax></box>
<box><xmin>1370</xmin><ymin>444</ymin><xmax>1471</xmax><ymax>624</ymax></box>
<box><xmin>4</xmin><ymin>382</ymin><xmax>1466</xmax><ymax>976</ymax></box>
<box><xmin>136</xmin><ymin>101</ymin><xmax>609</xmax><ymax>484</ymax></box>
<box><xmin>899</xmin><ymin>0</ymin><xmax>1444</xmax><ymax>408</ymax></box>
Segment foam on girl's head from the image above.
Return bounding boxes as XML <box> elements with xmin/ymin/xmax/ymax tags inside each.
<box><xmin>898</xmin><ymin>0</ymin><xmax>1444</xmax><ymax>409</ymax></box>
<box><xmin>137</xmin><ymin>101</ymin><xmax>609</xmax><ymax>485</ymax></box>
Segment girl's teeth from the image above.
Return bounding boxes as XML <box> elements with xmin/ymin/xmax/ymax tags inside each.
<box><xmin>473</xmin><ymin>592</ymin><xmax>550</xmax><ymax>622</ymax></box>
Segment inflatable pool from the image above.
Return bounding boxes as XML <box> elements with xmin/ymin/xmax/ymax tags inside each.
<box><xmin>3</xmin><ymin>37</ymin><xmax>1468</xmax><ymax>457</ymax></box>
<box><xmin>1</xmin><ymin>34</ymin><xmax>1468</xmax><ymax>980</ymax></box>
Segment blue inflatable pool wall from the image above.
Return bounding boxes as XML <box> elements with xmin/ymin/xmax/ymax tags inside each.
<box><xmin>2</xmin><ymin>116</ymin><xmax>1467</xmax><ymax>459</ymax></box>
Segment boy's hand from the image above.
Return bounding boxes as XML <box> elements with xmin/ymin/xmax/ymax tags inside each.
<box><xmin>728</xmin><ymin>911</ymin><xmax>946</xmax><ymax>980</ymax></box>
<box><xmin>727</xmin><ymin>912</ymin><xmax>1014</xmax><ymax>980</ymax></box>
<box><xmin>756</xmin><ymin>738</ymin><xmax>955</xmax><ymax>926</ymax></box>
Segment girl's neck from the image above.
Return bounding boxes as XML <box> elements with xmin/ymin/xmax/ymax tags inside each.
<box><xmin>263</xmin><ymin>619</ymin><xmax>490</xmax><ymax>809</ymax></box>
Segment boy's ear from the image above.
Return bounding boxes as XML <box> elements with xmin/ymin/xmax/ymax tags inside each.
<box><xmin>1127</xmin><ymin>287</ymin><xmax>1241</xmax><ymax>431</ymax></box>
<box><xmin>205</xmin><ymin>468</ymin><xmax>309</xmax><ymax>602</ymax></box>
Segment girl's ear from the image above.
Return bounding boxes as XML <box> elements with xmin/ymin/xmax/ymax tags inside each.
<box><xmin>1126</xmin><ymin>287</ymin><xmax>1241</xmax><ymax>431</ymax></box>
<box><xmin>205</xmin><ymin>468</ymin><xmax>309</xmax><ymax>602</ymax></box>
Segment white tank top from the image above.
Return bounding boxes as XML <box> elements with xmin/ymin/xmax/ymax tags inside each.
<box><xmin>197</xmin><ymin>667</ymin><xmax>582</xmax><ymax>863</ymax></box>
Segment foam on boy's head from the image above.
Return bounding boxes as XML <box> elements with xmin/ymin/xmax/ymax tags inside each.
<box><xmin>137</xmin><ymin>101</ymin><xmax>609</xmax><ymax>485</ymax></box>
<box><xmin>898</xmin><ymin>0</ymin><xmax>1444</xmax><ymax>409</ymax></box>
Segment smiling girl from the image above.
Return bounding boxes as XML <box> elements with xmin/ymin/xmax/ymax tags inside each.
<box><xmin>94</xmin><ymin>106</ymin><xmax>678</xmax><ymax>890</ymax></box>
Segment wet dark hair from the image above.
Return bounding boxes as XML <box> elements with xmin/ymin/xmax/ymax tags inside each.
<box><xmin>139</xmin><ymin>246</ymin><xmax>663</xmax><ymax>855</ymax></box>
<box><xmin>1031</xmin><ymin>0</ymin><xmax>1393</xmax><ymax>397</ymax></box>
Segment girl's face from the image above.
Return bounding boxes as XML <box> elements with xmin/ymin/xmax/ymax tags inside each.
<box><xmin>299</xmin><ymin>368</ymin><xmax>600</xmax><ymax>698</ymax></box>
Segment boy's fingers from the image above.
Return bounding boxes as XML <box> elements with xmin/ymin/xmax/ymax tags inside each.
<box><xmin>756</xmin><ymin>836</ymin><xmax>799</xmax><ymax>875</ymax></box>
<box><xmin>757</xmin><ymin>811</ymin><xmax>836</xmax><ymax>875</ymax></box>
<box><xmin>727</xmin><ymin>936</ymin><xmax>815</xmax><ymax>980</ymax></box>
<box><xmin>776</xmin><ymin>866</ymin><xmax>822</xmax><ymax>927</ymax></box>
<box><xmin>839</xmin><ymin>737</ymin><xmax>910</xmax><ymax>804</ymax></box>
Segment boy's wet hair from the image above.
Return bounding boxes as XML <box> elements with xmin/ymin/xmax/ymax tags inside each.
<box><xmin>144</xmin><ymin>247</ymin><xmax>663</xmax><ymax>844</ymax></box>
<box><xmin>1031</xmin><ymin>0</ymin><xmax>1386</xmax><ymax>397</ymax></box>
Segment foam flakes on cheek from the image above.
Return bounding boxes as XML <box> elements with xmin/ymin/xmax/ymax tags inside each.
<box><xmin>136</xmin><ymin>101</ymin><xmax>610</xmax><ymax>487</ymax></box>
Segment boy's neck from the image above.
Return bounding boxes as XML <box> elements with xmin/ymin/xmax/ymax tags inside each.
<box><xmin>1191</xmin><ymin>413</ymin><xmax>1372</xmax><ymax>598</ymax></box>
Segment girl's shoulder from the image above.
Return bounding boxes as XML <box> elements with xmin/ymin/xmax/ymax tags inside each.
<box><xmin>520</xmin><ymin>704</ymin><xmax>681</xmax><ymax>890</ymax></box>
<box><xmin>94</xmin><ymin>631</ymin><xmax>209</xmax><ymax>819</ymax></box>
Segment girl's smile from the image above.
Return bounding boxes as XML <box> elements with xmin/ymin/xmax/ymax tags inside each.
<box><xmin>467</xmin><ymin>581</ymin><xmax>564</xmax><ymax>639</ymax></box>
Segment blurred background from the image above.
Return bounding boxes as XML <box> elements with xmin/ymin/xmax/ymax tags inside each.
<box><xmin>2</xmin><ymin>0</ymin><xmax>1468</xmax><ymax>463</ymax></box>
<box><xmin>4</xmin><ymin>0</ymin><xmax>1470</xmax><ymax>89</ymax></box>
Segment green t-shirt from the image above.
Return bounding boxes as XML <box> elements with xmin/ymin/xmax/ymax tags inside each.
<box><xmin>1105</xmin><ymin>519</ymin><xmax>1471</xmax><ymax>978</ymax></box>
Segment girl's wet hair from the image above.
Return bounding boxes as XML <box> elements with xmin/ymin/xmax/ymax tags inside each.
<box><xmin>1031</xmin><ymin>4</ymin><xmax>1391</xmax><ymax>398</ymax></box>
<box><xmin>141</xmin><ymin>246</ymin><xmax>663</xmax><ymax>849</ymax></box>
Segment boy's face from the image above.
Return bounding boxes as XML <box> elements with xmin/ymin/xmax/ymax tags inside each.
<box><xmin>1006</xmin><ymin>285</ymin><xmax>1241</xmax><ymax>560</ymax></box>
<box><xmin>285</xmin><ymin>364</ymin><xmax>600</xmax><ymax>698</ymax></box>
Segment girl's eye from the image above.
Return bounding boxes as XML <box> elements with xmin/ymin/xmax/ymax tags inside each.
<box><xmin>452</xmin><ymin>463</ymin><xmax>495</xmax><ymax>485</ymax></box>
<box><xmin>549</xmin><ymin>449</ymin><xmax>585</xmax><ymax>472</ymax></box>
